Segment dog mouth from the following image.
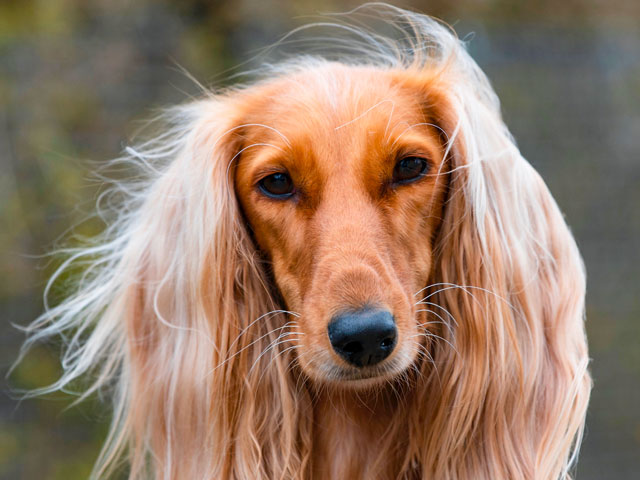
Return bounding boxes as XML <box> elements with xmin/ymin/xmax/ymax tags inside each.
<box><xmin>331</xmin><ymin>365</ymin><xmax>391</xmax><ymax>381</ymax></box>
<box><xmin>309</xmin><ymin>350</ymin><xmax>413</xmax><ymax>387</ymax></box>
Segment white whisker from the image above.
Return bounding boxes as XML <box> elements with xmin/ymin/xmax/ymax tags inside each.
<box><xmin>334</xmin><ymin>98</ymin><xmax>394</xmax><ymax>130</ymax></box>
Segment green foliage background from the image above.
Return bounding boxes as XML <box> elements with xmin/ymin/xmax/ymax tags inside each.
<box><xmin>1</xmin><ymin>1</ymin><xmax>639</xmax><ymax>478</ymax></box>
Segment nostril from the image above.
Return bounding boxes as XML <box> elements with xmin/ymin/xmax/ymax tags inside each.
<box><xmin>327</xmin><ymin>308</ymin><xmax>397</xmax><ymax>368</ymax></box>
<box><xmin>342</xmin><ymin>341</ymin><xmax>363</xmax><ymax>354</ymax></box>
<box><xmin>380</xmin><ymin>337</ymin><xmax>393</xmax><ymax>348</ymax></box>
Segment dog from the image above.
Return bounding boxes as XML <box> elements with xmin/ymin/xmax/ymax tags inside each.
<box><xmin>21</xmin><ymin>5</ymin><xmax>591</xmax><ymax>479</ymax></box>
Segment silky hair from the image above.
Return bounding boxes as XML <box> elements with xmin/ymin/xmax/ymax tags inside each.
<box><xmin>17</xmin><ymin>4</ymin><xmax>590</xmax><ymax>479</ymax></box>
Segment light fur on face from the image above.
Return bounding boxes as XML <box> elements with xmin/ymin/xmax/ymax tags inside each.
<box><xmin>17</xmin><ymin>4</ymin><xmax>590</xmax><ymax>479</ymax></box>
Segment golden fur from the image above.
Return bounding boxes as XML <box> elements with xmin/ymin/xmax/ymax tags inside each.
<box><xmin>20</xmin><ymin>5</ymin><xmax>590</xmax><ymax>479</ymax></box>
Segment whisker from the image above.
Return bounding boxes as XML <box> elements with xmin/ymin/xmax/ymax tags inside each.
<box><xmin>248</xmin><ymin>332</ymin><xmax>303</xmax><ymax>374</ymax></box>
<box><xmin>216</xmin><ymin>123</ymin><xmax>292</xmax><ymax>148</ymax></box>
<box><xmin>225</xmin><ymin>142</ymin><xmax>288</xmax><ymax>179</ymax></box>
<box><xmin>410</xmin><ymin>330</ymin><xmax>458</xmax><ymax>355</ymax></box>
<box><xmin>414</xmin><ymin>282</ymin><xmax>517</xmax><ymax>316</ymax></box>
<box><xmin>334</xmin><ymin>98</ymin><xmax>394</xmax><ymax>130</ymax></box>
<box><xmin>410</xmin><ymin>340</ymin><xmax>442</xmax><ymax>390</ymax></box>
<box><xmin>415</xmin><ymin>301</ymin><xmax>459</xmax><ymax>327</ymax></box>
<box><xmin>226</xmin><ymin>309</ymin><xmax>300</xmax><ymax>354</ymax></box>
<box><xmin>411</xmin><ymin>340</ymin><xmax>435</xmax><ymax>364</ymax></box>
<box><xmin>415</xmin><ymin>308</ymin><xmax>455</xmax><ymax>336</ymax></box>
<box><xmin>383</xmin><ymin>100</ymin><xmax>396</xmax><ymax>140</ymax></box>
<box><xmin>256</xmin><ymin>344</ymin><xmax>302</xmax><ymax>386</ymax></box>
<box><xmin>390</xmin><ymin>122</ymin><xmax>449</xmax><ymax>148</ymax></box>
<box><xmin>208</xmin><ymin>320</ymin><xmax>300</xmax><ymax>375</ymax></box>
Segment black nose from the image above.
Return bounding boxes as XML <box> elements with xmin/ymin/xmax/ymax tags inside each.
<box><xmin>327</xmin><ymin>309</ymin><xmax>397</xmax><ymax>367</ymax></box>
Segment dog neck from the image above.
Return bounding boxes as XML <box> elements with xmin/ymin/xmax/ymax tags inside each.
<box><xmin>310</xmin><ymin>382</ymin><xmax>413</xmax><ymax>479</ymax></box>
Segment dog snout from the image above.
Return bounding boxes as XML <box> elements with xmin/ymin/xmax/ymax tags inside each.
<box><xmin>327</xmin><ymin>308</ymin><xmax>397</xmax><ymax>367</ymax></box>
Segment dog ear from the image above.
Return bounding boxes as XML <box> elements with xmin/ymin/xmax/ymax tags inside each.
<box><xmin>21</xmin><ymin>97</ymin><xmax>309</xmax><ymax>478</ymax></box>
<box><xmin>406</xmin><ymin>74</ymin><xmax>591</xmax><ymax>478</ymax></box>
<box><xmin>119</xmin><ymin>99</ymin><xmax>273</xmax><ymax>477</ymax></box>
<box><xmin>120</xmin><ymin>99</ymin><xmax>313</xmax><ymax>478</ymax></box>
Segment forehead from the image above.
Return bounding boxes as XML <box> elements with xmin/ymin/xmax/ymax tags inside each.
<box><xmin>239</xmin><ymin>64</ymin><xmax>436</xmax><ymax>157</ymax></box>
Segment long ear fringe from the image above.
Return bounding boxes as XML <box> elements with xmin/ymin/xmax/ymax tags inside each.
<box><xmin>15</xmin><ymin>98</ymin><xmax>312</xmax><ymax>478</ymax></box>
<box><xmin>409</xmin><ymin>32</ymin><xmax>591</xmax><ymax>480</ymax></box>
<box><xmin>16</xmin><ymin>4</ymin><xmax>589</xmax><ymax>479</ymax></box>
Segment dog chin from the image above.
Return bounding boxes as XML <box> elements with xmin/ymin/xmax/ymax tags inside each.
<box><xmin>309</xmin><ymin>355</ymin><xmax>414</xmax><ymax>390</ymax></box>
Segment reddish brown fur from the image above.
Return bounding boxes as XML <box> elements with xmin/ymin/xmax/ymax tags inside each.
<box><xmin>233</xmin><ymin>65</ymin><xmax>448</xmax><ymax>476</ymax></box>
<box><xmin>237</xmin><ymin>66</ymin><xmax>444</xmax><ymax>368</ymax></box>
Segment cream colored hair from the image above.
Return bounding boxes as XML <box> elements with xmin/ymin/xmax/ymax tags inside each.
<box><xmin>18</xmin><ymin>4</ymin><xmax>590</xmax><ymax>479</ymax></box>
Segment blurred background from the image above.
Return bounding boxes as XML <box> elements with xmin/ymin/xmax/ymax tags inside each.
<box><xmin>1</xmin><ymin>0</ymin><xmax>638</xmax><ymax>478</ymax></box>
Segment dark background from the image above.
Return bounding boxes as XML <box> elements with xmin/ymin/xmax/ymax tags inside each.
<box><xmin>1</xmin><ymin>1</ymin><xmax>638</xmax><ymax>478</ymax></box>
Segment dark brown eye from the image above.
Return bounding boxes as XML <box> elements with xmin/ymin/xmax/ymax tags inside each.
<box><xmin>258</xmin><ymin>172</ymin><xmax>294</xmax><ymax>198</ymax></box>
<box><xmin>392</xmin><ymin>156</ymin><xmax>429</xmax><ymax>184</ymax></box>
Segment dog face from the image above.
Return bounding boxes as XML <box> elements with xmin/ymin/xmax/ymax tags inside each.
<box><xmin>235</xmin><ymin>64</ymin><xmax>448</xmax><ymax>386</ymax></box>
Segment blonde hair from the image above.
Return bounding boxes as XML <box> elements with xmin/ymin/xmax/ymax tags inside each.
<box><xmin>18</xmin><ymin>4</ymin><xmax>590</xmax><ymax>479</ymax></box>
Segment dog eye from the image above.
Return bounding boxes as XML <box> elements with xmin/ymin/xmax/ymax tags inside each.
<box><xmin>392</xmin><ymin>157</ymin><xmax>429</xmax><ymax>184</ymax></box>
<box><xmin>258</xmin><ymin>172</ymin><xmax>295</xmax><ymax>198</ymax></box>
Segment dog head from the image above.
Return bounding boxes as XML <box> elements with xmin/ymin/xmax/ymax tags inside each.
<box><xmin>233</xmin><ymin>64</ymin><xmax>450</xmax><ymax>385</ymax></box>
